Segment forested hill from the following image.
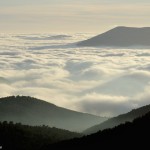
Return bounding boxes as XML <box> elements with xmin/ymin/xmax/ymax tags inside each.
<box><xmin>84</xmin><ymin>103</ymin><xmax>150</xmax><ymax>134</ymax></box>
<box><xmin>0</xmin><ymin>121</ymin><xmax>81</xmax><ymax>150</ymax></box>
<box><xmin>0</xmin><ymin>96</ymin><xmax>107</xmax><ymax>131</ymax></box>
<box><xmin>44</xmin><ymin>111</ymin><xmax>150</xmax><ymax>149</ymax></box>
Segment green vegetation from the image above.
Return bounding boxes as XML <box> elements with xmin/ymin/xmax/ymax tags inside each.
<box><xmin>0</xmin><ymin>96</ymin><xmax>150</xmax><ymax>149</ymax></box>
<box><xmin>0</xmin><ymin>121</ymin><xmax>81</xmax><ymax>150</ymax></box>
<box><xmin>84</xmin><ymin>104</ymin><xmax>150</xmax><ymax>134</ymax></box>
<box><xmin>45</xmin><ymin>111</ymin><xmax>150</xmax><ymax>149</ymax></box>
<box><xmin>0</xmin><ymin>96</ymin><xmax>107</xmax><ymax>132</ymax></box>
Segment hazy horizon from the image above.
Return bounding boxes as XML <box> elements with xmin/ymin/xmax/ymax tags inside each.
<box><xmin>0</xmin><ymin>0</ymin><xmax>150</xmax><ymax>33</ymax></box>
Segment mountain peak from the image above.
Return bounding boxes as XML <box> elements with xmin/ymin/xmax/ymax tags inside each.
<box><xmin>77</xmin><ymin>26</ymin><xmax>150</xmax><ymax>48</ymax></box>
<box><xmin>114</xmin><ymin>26</ymin><xmax>129</xmax><ymax>29</ymax></box>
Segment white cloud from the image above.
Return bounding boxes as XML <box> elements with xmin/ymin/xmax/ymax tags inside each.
<box><xmin>0</xmin><ymin>84</ymin><xmax>16</xmax><ymax>97</ymax></box>
<box><xmin>76</xmin><ymin>93</ymin><xmax>130</xmax><ymax>117</ymax></box>
<box><xmin>1</xmin><ymin>34</ymin><xmax>150</xmax><ymax>116</ymax></box>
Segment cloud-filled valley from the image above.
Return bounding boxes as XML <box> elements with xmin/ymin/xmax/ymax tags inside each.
<box><xmin>0</xmin><ymin>33</ymin><xmax>150</xmax><ymax>117</ymax></box>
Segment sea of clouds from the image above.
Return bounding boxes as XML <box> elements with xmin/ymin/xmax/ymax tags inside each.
<box><xmin>0</xmin><ymin>33</ymin><xmax>150</xmax><ymax>117</ymax></box>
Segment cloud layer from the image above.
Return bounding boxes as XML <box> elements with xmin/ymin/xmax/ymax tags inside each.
<box><xmin>0</xmin><ymin>33</ymin><xmax>150</xmax><ymax>116</ymax></box>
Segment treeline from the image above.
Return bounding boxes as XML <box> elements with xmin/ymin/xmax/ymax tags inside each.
<box><xmin>84</xmin><ymin>103</ymin><xmax>150</xmax><ymax>134</ymax></box>
<box><xmin>0</xmin><ymin>121</ymin><xmax>81</xmax><ymax>150</ymax></box>
<box><xmin>45</xmin><ymin>111</ymin><xmax>150</xmax><ymax>149</ymax></box>
<box><xmin>0</xmin><ymin>95</ymin><xmax>106</xmax><ymax>131</ymax></box>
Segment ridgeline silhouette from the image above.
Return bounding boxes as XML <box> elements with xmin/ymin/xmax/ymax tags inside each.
<box><xmin>83</xmin><ymin>104</ymin><xmax>150</xmax><ymax>134</ymax></box>
<box><xmin>0</xmin><ymin>96</ymin><xmax>107</xmax><ymax>132</ymax></box>
<box><xmin>77</xmin><ymin>26</ymin><xmax>150</xmax><ymax>48</ymax></box>
<box><xmin>44</xmin><ymin>111</ymin><xmax>150</xmax><ymax>149</ymax></box>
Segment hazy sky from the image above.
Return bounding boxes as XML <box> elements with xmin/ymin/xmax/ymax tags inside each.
<box><xmin>0</xmin><ymin>0</ymin><xmax>150</xmax><ymax>33</ymax></box>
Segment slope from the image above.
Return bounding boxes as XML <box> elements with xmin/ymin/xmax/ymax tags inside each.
<box><xmin>77</xmin><ymin>26</ymin><xmax>150</xmax><ymax>48</ymax></box>
<box><xmin>84</xmin><ymin>104</ymin><xmax>150</xmax><ymax>134</ymax></box>
<box><xmin>46</xmin><ymin>110</ymin><xmax>150</xmax><ymax>149</ymax></box>
<box><xmin>0</xmin><ymin>96</ymin><xmax>107</xmax><ymax>132</ymax></box>
<box><xmin>0</xmin><ymin>121</ymin><xmax>81</xmax><ymax>150</ymax></box>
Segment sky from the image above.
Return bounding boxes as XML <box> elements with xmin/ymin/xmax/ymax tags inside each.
<box><xmin>0</xmin><ymin>0</ymin><xmax>150</xmax><ymax>33</ymax></box>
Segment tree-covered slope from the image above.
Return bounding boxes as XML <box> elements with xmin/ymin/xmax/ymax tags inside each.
<box><xmin>84</xmin><ymin>104</ymin><xmax>150</xmax><ymax>134</ymax></box>
<box><xmin>45</xmin><ymin>111</ymin><xmax>150</xmax><ymax>149</ymax></box>
<box><xmin>0</xmin><ymin>96</ymin><xmax>107</xmax><ymax>132</ymax></box>
<box><xmin>0</xmin><ymin>121</ymin><xmax>81</xmax><ymax>150</ymax></box>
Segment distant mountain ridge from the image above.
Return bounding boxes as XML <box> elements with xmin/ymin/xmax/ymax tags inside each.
<box><xmin>77</xmin><ymin>26</ymin><xmax>150</xmax><ymax>48</ymax></box>
<box><xmin>83</xmin><ymin>104</ymin><xmax>150</xmax><ymax>134</ymax></box>
<box><xmin>46</xmin><ymin>110</ymin><xmax>150</xmax><ymax>149</ymax></box>
<box><xmin>0</xmin><ymin>96</ymin><xmax>107</xmax><ymax>132</ymax></box>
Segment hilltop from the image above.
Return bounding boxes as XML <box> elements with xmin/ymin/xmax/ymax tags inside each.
<box><xmin>77</xmin><ymin>26</ymin><xmax>150</xmax><ymax>48</ymax></box>
<box><xmin>0</xmin><ymin>96</ymin><xmax>107</xmax><ymax>132</ymax></box>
